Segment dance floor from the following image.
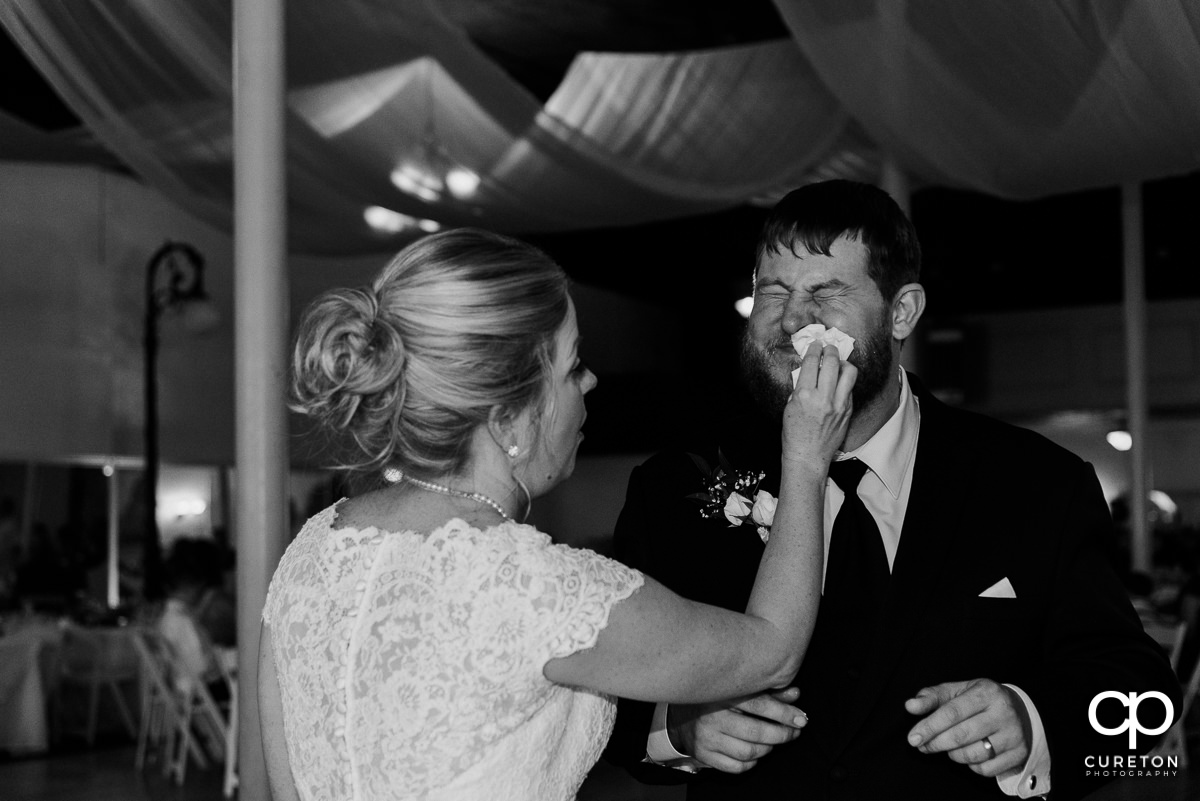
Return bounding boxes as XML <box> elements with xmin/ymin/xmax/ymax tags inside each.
<box><xmin>1</xmin><ymin>741</ymin><xmax>1195</xmax><ymax>801</ymax></box>
<box><xmin>0</xmin><ymin>741</ymin><xmax>682</xmax><ymax>801</ymax></box>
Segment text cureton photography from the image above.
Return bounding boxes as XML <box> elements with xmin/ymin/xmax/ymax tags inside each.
<box><xmin>1084</xmin><ymin>690</ymin><xmax>1179</xmax><ymax>780</ymax></box>
<box><xmin>1084</xmin><ymin>754</ymin><xmax>1179</xmax><ymax>779</ymax></box>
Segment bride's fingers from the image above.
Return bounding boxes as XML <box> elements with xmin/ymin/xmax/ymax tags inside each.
<box><xmin>815</xmin><ymin>344</ymin><xmax>842</xmax><ymax>395</ymax></box>
<box><xmin>793</xmin><ymin>343</ymin><xmax>824</xmax><ymax>391</ymax></box>
<box><xmin>833</xmin><ymin>362</ymin><xmax>857</xmax><ymax>409</ymax></box>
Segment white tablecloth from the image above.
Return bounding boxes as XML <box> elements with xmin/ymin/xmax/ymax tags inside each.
<box><xmin>0</xmin><ymin>624</ymin><xmax>61</xmax><ymax>755</ymax></box>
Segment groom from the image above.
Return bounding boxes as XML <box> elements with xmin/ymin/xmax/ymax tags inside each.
<box><xmin>604</xmin><ymin>180</ymin><xmax>1180</xmax><ymax>800</ymax></box>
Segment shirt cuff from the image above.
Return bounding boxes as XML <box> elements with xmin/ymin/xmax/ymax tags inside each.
<box><xmin>643</xmin><ymin>703</ymin><xmax>705</xmax><ymax>773</ymax></box>
<box><xmin>996</xmin><ymin>684</ymin><xmax>1051</xmax><ymax>797</ymax></box>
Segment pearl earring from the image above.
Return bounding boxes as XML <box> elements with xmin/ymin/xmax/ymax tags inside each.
<box><xmin>507</xmin><ymin>445</ymin><xmax>520</xmax><ymax>458</ymax></box>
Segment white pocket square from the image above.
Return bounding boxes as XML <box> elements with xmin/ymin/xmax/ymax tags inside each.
<box><xmin>979</xmin><ymin>577</ymin><xmax>1017</xmax><ymax>599</ymax></box>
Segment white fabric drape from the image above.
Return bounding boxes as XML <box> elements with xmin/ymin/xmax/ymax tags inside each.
<box><xmin>772</xmin><ymin>0</ymin><xmax>1200</xmax><ymax>198</ymax></box>
<box><xmin>1</xmin><ymin>0</ymin><xmax>1198</xmax><ymax>255</ymax></box>
<box><xmin>0</xmin><ymin>0</ymin><xmax>849</xmax><ymax>253</ymax></box>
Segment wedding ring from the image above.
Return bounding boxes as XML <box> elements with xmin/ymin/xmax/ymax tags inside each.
<box><xmin>980</xmin><ymin>736</ymin><xmax>995</xmax><ymax>758</ymax></box>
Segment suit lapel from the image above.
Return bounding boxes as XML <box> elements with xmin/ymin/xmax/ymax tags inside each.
<box><xmin>824</xmin><ymin>380</ymin><xmax>978</xmax><ymax>755</ymax></box>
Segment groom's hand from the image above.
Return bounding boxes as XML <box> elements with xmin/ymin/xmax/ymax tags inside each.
<box><xmin>904</xmin><ymin>678</ymin><xmax>1032</xmax><ymax>778</ymax></box>
<box><xmin>667</xmin><ymin>687</ymin><xmax>807</xmax><ymax>774</ymax></box>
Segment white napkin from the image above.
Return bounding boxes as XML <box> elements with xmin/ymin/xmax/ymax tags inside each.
<box><xmin>790</xmin><ymin>324</ymin><xmax>855</xmax><ymax>387</ymax></box>
<box><xmin>978</xmin><ymin>577</ymin><xmax>1017</xmax><ymax>598</ymax></box>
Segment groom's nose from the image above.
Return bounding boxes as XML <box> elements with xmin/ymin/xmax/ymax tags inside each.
<box><xmin>780</xmin><ymin>296</ymin><xmax>819</xmax><ymax>336</ymax></box>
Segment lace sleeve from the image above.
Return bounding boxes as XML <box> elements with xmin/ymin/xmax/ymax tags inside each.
<box><xmin>498</xmin><ymin>537</ymin><xmax>645</xmax><ymax>670</ymax></box>
<box><xmin>262</xmin><ymin>502</ymin><xmax>344</xmax><ymax>629</ymax></box>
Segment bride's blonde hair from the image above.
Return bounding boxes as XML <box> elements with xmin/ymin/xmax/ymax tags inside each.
<box><xmin>291</xmin><ymin>228</ymin><xmax>569</xmax><ymax>477</ymax></box>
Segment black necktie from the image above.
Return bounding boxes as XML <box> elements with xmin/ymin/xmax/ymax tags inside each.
<box><xmin>822</xmin><ymin>458</ymin><xmax>891</xmax><ymax>644</ymax></box>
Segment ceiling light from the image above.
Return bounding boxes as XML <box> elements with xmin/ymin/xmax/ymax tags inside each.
<box><xmin>390</xmin><ymin>162</ymin><xmax>443</xmax><ymax>203</ymax></box>
<box><xmin>1106</xmin><ymin>430</ymin><xmax>1132</xmax><ymax>451</ymax></box>
<box><xmin>445</xmin><ymin>167</ymin><xmax>480</xmax><ymax>198</ymax></box>
<box><xmin>389</xmin><ymin>68</ymin><xmax>479</xmax><ymax>206</ymax></box>
<box><xmin>1149</xmin><ymin>490</ymin><xmax>1178</xmax><ymax>519</ymax></box>
<box><xmin>364</xmin><ymin>206</ymin><xmax>417</xmax><ymax>233</ymax></box>
<box><xmin>160</xmin><ymin>494</ymin><xmax>207</xmax><ymax>519</ymax></box>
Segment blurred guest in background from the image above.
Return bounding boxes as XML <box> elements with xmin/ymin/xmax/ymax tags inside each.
<box><xmin>159</xmin><ymin>537</ymin><xmax>231</xmax><ymax>697</ymax></box>
<box><xmin>188</xmin><ymin>535</ymin><xmax>236</xmax><ymax>648</ymax></box>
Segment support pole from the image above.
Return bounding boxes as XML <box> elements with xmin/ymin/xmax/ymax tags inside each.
<box><xmin>1121</xmin><ymin>182</ymin><xmax>1150</xmax><ymax>573</ymax></box>
<box><xmin>233</xmin><ymin>0</ymin><xmax>289</xmax><ymax>797</ymax></box>
<box><xmin>106</xmin><ymin>466</ymin><xmax>120</xmax><ymax>608</ymax></box>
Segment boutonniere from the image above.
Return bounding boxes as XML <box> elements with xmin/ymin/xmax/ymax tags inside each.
<box><xmin>686</xmin><ymin>450</ymin><xmax>776</xmax><ymax>543</ymax></box>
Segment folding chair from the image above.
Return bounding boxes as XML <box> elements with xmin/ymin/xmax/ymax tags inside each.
<box><xmin>214</xmin><ymin>647</ymin><xmax>239</xmax><ymax>798</ymax></box>
<box><xmin>131</xmin><ymin>626</ymin><xmax>203</xmax><ymax>773</ymax></box>
<box><xmin>164</xmin><ymin>639</ymin><xmax>234</xmax><ymax>786</ymax></box>
<box><xmin>52</xmin><ymin>623</ymin><xmax>139</xmax><ymax>745</ymax></box>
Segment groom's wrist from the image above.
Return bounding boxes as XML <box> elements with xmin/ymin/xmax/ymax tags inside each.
<box><xmin>646</xmin><ymin>703</ymin><xmax>704</xmax><ymax>772</ymax></box>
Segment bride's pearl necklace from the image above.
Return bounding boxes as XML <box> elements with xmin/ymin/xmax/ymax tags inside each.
<box><xmin>383</xmin><ymin>467</ymin><xmax>511</xmax><ymax>521</ymax></box>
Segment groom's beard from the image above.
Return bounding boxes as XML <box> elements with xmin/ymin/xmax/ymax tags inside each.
<box><xmin>739</xmin><ymin>332</ymin><xmax>792</xmax><ymax>421</ymax></box>
<box><xmin>739</xmin><ymin>313</ymin><xmax>895</xmax><ymax>422</ymax></box>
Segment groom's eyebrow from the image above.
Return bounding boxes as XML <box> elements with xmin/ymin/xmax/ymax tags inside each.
<box><xmin>755</xmin><ymin>277</ymin><xmax>791</xmax><ymax>292</ymax></box>
<box><xmin>804</xmin><ymin>278</ymin><xmax>851</xmax><ymax>294</ymax></box>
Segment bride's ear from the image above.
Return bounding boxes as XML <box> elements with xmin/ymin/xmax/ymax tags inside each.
<box><xmin>487</xmin><ymin>405</ymin><xmax>527</xmax><ymax>461</ymax></box>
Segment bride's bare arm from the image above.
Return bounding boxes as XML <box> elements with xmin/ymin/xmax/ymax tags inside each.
<box><xmin>259</xmin><ymin>624</ymin><xmax>301</xmax><ymax>801</ymax></box>
<box><xmin>545</xmin><ymin>345</ymin><xmax>854</xmax><ymax>703</ymax></box>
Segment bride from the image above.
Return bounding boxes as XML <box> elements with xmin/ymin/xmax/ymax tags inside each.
<box><xmin>259</xmin><ymin>228</ymin><xmax>855</xmax><ymax>800</ymax></box>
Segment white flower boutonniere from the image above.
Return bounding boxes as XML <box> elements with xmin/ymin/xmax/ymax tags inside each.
<box><xmin>687</xmin><ymin>451</ymin><xmax>775</xmax><ymax>543</ymax></box>
<box><xmin>750</xmin><ymin>491</ymin><xmax>777</xmax><ymax>541</ymax></box>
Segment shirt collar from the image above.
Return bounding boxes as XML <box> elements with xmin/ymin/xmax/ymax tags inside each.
<box><xmin>837</xmin><ymin>368</ymin><xmax>920</xmax><ymax>499</ymax></box>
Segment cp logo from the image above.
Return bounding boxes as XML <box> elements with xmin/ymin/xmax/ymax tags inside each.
<box><xmin>1088</xmin><ymin>691</ymin><xmax>1174</xmax><ymax>749</ymax></box>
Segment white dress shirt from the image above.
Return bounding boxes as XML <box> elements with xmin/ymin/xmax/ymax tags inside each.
<box><xmin>646</xmin><ymin>370</ymin><xmax>1050</xmax><ymax>797</ymax></box>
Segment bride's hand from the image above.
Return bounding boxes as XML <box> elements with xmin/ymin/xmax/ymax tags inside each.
<box><xmin>781</xmin><ymin>343</ymin><xmax>856</xmax><ymax>476</ymax></box>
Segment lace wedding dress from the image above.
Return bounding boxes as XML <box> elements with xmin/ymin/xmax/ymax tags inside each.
<box><xmin>263</xmin><ymin>501</ymin><xmax>644</xmax><ymax>801</ymax></box>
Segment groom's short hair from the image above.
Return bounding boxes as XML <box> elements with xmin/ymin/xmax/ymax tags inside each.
<box><xmin>756</xmin><ymin>179</ymin><xmax>922</xmax><ymax>304</ymax></box>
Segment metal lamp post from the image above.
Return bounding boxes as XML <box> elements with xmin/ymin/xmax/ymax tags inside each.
<box><xmin>143</xmin><ymin>241</ymin><xmax>216</xmax><ymax>600</ymax></box>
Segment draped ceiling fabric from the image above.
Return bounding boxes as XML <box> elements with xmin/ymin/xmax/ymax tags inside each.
<box><xmin>772</xmin><ymin>0</ymin><xmax>1200</xmax><ymax>198</ymax></box>
<box><xmin>1</xmin><ymin>0</ymin><xmax>1198</xmax><ymax>256</ymax></box>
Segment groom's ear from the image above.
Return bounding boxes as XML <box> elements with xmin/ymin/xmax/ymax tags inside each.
<box><xmin>890</xmin><ymin>283</ymin><xmax>926</xmax><ymax>342</ymax></box>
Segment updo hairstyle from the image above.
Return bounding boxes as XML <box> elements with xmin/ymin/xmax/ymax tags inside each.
<box><xmin>290</xmin><ymin>228</ymin><xmax>570</xmax><ymax>478</ymax></box>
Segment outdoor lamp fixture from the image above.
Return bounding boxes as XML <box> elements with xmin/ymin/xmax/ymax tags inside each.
<box><xmin>143</xmin><ymin>241</ymin><xmax>218</xmax><ymax>600</ymax></box>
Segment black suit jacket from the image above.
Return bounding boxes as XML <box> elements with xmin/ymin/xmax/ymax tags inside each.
<box><xmin>604</xmin><ymin>374</ymin><xmax>1180</xmax><ymax>801</ymax></box>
